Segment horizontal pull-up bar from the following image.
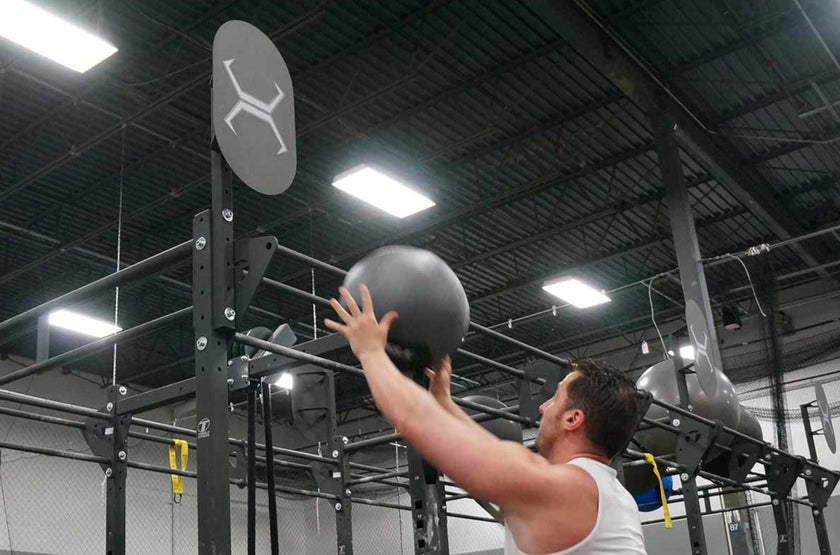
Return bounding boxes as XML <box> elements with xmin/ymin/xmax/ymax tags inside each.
<box><xmin>0</xmin><ymin>239</ymin><xmax>192</xmax><ymax>335</ymax></box>
<box><xmin>234</xmin><ymin>333</ymin><xmax>534</xmax><ymax>428</ymax></box>
<box><xmin>0</xmin><ymin>307</ymin><xmax>193</xmax><ymax>387</ymax></box>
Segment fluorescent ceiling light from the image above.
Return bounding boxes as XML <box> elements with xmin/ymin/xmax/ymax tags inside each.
<box><xmin>0</xmin><ymin>0</ymin><xmax>118</xmax><ymax>72</ymax></box>
<box><xmin>679</xmin><ymin>345</ymin><xmax>695</xmax><ymax>360</ymax></box>
<box><xmin>275</xmin><ymin>372</ymin><xmax>294</xmax><ymax>390</ymax></box>
<box><xmin>541</xmin><ymin>278</ymin><xmax>611</xmax><ymax>309</ymax></box>
<box><xmin>332</xmin><ymin>165</ymin><xmax>435</xmax><ymax>218</ymax></box>
<box><xmin>48</xmin><ymin>310</ymin><xmax>121</xmax><ymax>338</ymax></box>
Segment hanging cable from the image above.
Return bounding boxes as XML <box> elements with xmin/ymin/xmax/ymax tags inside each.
<box><xmin>112</xmin><ymin>126</ymin><xmax>127</xmax><ymax>386</ymax></box>
<box><xmin>723</xmin><ymin>254</ymin><xmax>767</xmax><ymax>318</ymax></box>
<box><xmin>309</xmin><ymin>211</ymin><xmax>318</xmax><ymax>339</ymax></box>
<box><xmin>647</xmin><ymin>277</ymin><xmax>669</xmax><ymax>360</ymax></box>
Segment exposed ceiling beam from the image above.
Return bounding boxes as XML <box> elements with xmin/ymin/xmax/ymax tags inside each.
<box><xmin>746</xmin><ymin>124</ymin><xmax>840</xmax><ymax>164</ymax></box>
<box><xmin>466</xmin><ymin>208</ymin><xmax>748</xmax><ymax>307</ymax></box>
<box><xmin>710</xmin><ymin>68</ymin><xmax>840</xmax><ymax>126</ymax></box>
<box><xmin>449</xmin><ymin>175</ymin><xmax>715</xmax><ymax>272</ymax></box>
<box><xmin>274</xmin><ymin>141</ymin><xmax>655</xmax><ymax>284</ymax></box>
<box><xmin>660</xmin><ymin>6</ymin><xmax>805</xmax><ymax>78</ymax></box>
<box><xmin>529</xmin><ymin>0</ymin><xmax>832</xmax><ymax>280</ymax></box>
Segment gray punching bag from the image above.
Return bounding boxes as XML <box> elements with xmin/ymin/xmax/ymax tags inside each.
<box><xmin>342</xmin><ymin>246</ymin><xmax>470</xmax><ymax>374</ymax></box>
<box><xmin>624</xmin><ymin>358</ymin><xmax>743</xmax><ymax>495</ymax></box>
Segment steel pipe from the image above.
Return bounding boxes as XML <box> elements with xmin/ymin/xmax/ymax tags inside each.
<box><xmin>235</xmin><ymin>334</ymin><xmax>533</xmax><ymax>429</ymax></box>
<box><xmin>0</xmin><ymin>439</ymin><xmax>108</xmax><ymax>465</ymax></box>
<box><xmin>0</xmin><ymin>240</ymin><xmax>192</xmax><ymax>335</ymax></box>
<box><xmin>0</xmin><ymin>307</ymin><xmax>193</xmax><ymax>386</ymax></box>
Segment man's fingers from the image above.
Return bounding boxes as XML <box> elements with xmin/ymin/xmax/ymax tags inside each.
<box><xmin>360</xmin><ymin>284</ymin><xmax>374</xmax><ymax>314</ymax></box>
<box><xmin>431</xmin><ymin>357</ymin><xmax>451</xmax><ymax>374</ymax></box>
<box><xmin>339</xmin><ymin>287</ymin><xmax>361</xmax><ymax>316</ymax></box>
<box><xmin>380</xmin><ymin>310</ymin><xmax>399</xmax><ymax>332</ymax></box>
<box><xmin>424</xmin><ymin>368</ymin><xmax>436</xmax><ymax>380</ymax></box>
<box><xmin>324</xmin><ymin>319</ymin><xmax>345</xmax><ymax>333</ymax></box>
<box><xmin>329</xmin><ymin>298</ymin><xmax>352</xmax><ymax>324</ymax></box>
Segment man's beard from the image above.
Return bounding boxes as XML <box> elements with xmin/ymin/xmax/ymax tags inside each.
<box><xmin>535</xmin><ymin>426</ymin><xmax>551</xmax><ymax>456</ymax></box>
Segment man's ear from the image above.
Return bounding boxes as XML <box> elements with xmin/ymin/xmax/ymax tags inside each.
<box><xmin>563</xmin><ymin>408</ymin><xmax>586</xmax><ymax>431</ymax></box>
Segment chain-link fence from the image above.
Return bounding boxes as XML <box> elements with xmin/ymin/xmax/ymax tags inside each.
<box><xmin>0</xmin><ymin>450</ymin><xmax>105</xmax><ymax>554</ymax></box>
<box><xmin>0</xmin><ymin>391</ymin><xmax>350</xmax><ymax>554</ymax></box>
<box><xmin>0</xmin><ymin>394</ymin><xmax>104</xmax><ymax>555</ymax></box>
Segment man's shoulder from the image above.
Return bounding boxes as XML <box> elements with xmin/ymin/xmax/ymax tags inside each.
<box><xmin>530</xmin><ymin>460</ymin><xmax>599</xmax><ymax>502</ymax></box>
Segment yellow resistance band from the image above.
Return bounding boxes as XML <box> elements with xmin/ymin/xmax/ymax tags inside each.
<box><xmin>644</xmin><ymin>453</ymin><xmax>672</xmax><ymax>529</ymax></box>
<box><xmin>169</xmin><ymin>439</ymin><xmax>189</xmax><ymax>502</ymax></box>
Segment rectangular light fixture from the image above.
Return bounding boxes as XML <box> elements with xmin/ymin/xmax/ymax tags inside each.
<box><xmin>679</xmin><ymin>345</ymin><xmax>695</xmax><ymax>360</ymax></box>
<box><xmin>0</xmin><ymin>0</ymin><xmax>118</xmax><ymax>72</ymax></box>
<box><xmin>275</xmin><ymin>372</ymin><xmax>294</xmax><ymax>390</ymax></box>
<box><xmin>541</xmin><ymin>278</ymin><xmax>611</xmax><ymax>309</ymax></box>
<box><xmin>48</xmin><ymin>310</ymin><xmax>121</xmax><ymax>338</ymax></box>
<box><xmin>332</xmin><ymin>165</ymin><xmax>435</xmax><ymax>218</ymax></box>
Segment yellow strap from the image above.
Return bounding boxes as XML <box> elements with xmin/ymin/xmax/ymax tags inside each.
<box><xmin>168</xmin><ymin>440</ymin><xmax>189</xmax><ymax>501</ymax></box>
<box><xmin>644</xmin><ymin>453</ymin><xmax>672</xmax><ymax>529</ymax></box>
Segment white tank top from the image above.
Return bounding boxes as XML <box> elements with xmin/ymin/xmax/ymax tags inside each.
<box><xmin>504</xmin><ymin>458</ymin><xmax>647</xmax><ymax>555</ymax></box>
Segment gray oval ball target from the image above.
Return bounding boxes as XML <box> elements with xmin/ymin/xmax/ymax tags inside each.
<box><xmin>685</xmin><ymin>299</ymin><xmax>717</xmax><ymax>398</ymax></box>
<box><xmin>213</xmin><ymin>21</ymin><xmax>296</xmax><ymax>195</ymax></box>
<box><xmin>816</xmin><ymin>383</ymin><xmax>836</xmax><ymax>454</ymax></box>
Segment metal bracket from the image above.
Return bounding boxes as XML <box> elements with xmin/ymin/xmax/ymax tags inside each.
<box><xmin>229</xmin><ymin>444</ymin><xmax>248</xmax><ymax>485</ymax></box>
<box><xmin>765</xmin><ymin>452</ymin><xmax>805</xmax><ymax>555</ymax></box>
<box><xmin>234</xmin><ymin>236</ymin><xmax>278</xmax><ymax>326</ymax></box>
<box><xmin>83</xmin><ymin>386</ymin><xmax>130</xmax><ymax>474</ymax></box>
<box><xmin>727</xmin><ymin>441</ymin><xmax>765</xmax><ymax>484</ymax></box>
<box><xmin>290</xmin><ymin>367</ymin><xmax>336</xmax><ymax>445</ymax></box>
<box><xmin>671</xmin><ymin>412</ymin><xmax>721</xmax><ymax>474</ymax></box>
<box><xmin>83</xmin><ymin>416</ymin><xmax>117</xmax><ymax>474</ymax></box>
<box><xmin>516</xmin><ymin>360</ymin><xmax>567</xmax><ymax>422</ymax></box>
<box><xmin>311</xmin><ymin>460</ymin><xmax>342</xmax><ymax>497</ymax></box>
<box><xmin>803</xmin><ymin>463</ymin><xmax>839</xmax><ymax>509</ymax></box>
<box><xmin>227</xmin><ymin>356</ymin><xmax>251</xmax><ymax>392</ymax></box>
<box><xmin>767</xmin><ymin>452</ymin><xmax>805</xmax><ymax>500</ymax></box>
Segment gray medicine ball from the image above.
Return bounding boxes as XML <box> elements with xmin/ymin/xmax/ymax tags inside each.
<box><xmin>342</xmin><ymin>246</ymin><xmax>470</xmax><ymax>372</ymax></box>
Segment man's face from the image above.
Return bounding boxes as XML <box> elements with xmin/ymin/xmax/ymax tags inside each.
<box><xmin>535</xmin><ymin>371</ymin><xmax>579</xmax><ymax>456</ymax></box>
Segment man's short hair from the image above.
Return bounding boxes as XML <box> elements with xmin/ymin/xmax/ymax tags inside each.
<box><xmin>564</xmin><ymin>360</ymin><xmax>640</xmax><ymax>460</ymax></box>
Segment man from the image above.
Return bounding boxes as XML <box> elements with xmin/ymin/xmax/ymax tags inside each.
<box><xmin>326</xmin><ymin>285</ymin><xmax>647</xmax><ymax>554</ymax></box>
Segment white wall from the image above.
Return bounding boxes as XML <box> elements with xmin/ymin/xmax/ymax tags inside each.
<box><xmin>0</xmin><ymin>356</ymin><xmax>340</xmax><ymax>554</ymax></box>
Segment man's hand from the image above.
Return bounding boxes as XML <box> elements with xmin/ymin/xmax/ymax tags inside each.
<box><xmin>324</xmin><ymin>285</ymin><xmax>398</xmax><ymax>361</ymax></box>
<box><xmin>425</xmin><ymin>356</ymin><xmax>453</xmax><ymax>405</ymax></box>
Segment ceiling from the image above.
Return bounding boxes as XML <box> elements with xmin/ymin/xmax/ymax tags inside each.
<box><xmin>1</xmin><ymin>0</ymin><xmax>840</xmax><ymax>419</ymax></box>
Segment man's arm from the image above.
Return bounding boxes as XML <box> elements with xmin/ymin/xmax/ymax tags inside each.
<box><xmin>325</xmin><ymin>286</ymin><xmax>562</xmax><ymax>511</ymax></box>
<box><xmin>359</xmin><ymin>350</ymin><xmax>557</xmax><ymax>508</ymax></box>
